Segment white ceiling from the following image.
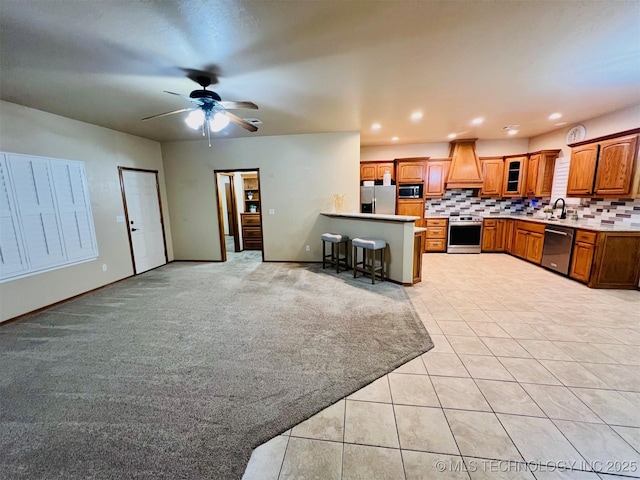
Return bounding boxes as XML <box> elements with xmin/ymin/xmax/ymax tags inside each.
<box><xmin>1</xmin><ymin>1</ymin><xmax>639</xmax><ymax>146</ymax></box>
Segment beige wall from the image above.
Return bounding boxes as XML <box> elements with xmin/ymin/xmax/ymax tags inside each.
<box><xmin>528</xmin><ymin>103</ymin><xmax>640</xmax><ymax>157</ymax></box>
<box><xmin>0</xmin><ymin>101</ymin><xmax>172</xmax><ymax>322</ymax></box>
<box><xmin>360</xmin><ymin>138</ymin><xmax>529</xmax><ymax>160</ymax></box>
<box><xmin>161</xmin><ymin>132</ymin><xmax>360</xmax><ymax>261</ymax></box>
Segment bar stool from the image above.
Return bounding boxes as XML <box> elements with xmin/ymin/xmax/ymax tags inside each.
<box><xmin>352</xmin><ymin>237</ymin><xmax>387</xmax><ymax>284</ymax></box>
<box><xmin>321</xmin><ymin>233</ymin><xmax>350</xmax><ymax>273</ymax></box>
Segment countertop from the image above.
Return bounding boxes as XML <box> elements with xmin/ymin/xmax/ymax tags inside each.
<box><xmin>425</xmin><ymin>214</ymin><xmax>640</xmax><ymax>232</ymax></box>
<box><xmin>321</xmin><ymin>212</ymin><xmax>420</xmax><ymax>223</ymax></box>
<box><xmin>414</xmin><ymin>227</ymin><xmax>427</xmax><ymax>233</ymax></box>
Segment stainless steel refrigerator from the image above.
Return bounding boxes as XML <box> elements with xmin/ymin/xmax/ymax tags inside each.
<box><xmin>360</xmin><ymin>185</ymin><xmax>396</xmax><ymax>214</ymax></box>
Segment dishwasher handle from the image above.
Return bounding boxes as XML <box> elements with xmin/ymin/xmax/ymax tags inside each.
<box><xmin>546</xmin><ymin>229</ymin><xmax>572</xmax><ymax>236</ymax></box>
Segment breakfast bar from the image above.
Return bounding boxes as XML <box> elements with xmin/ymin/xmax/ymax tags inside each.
<box><xmin>320</xmin><ymin>212</ymin><xmax>421</xmax><ymax>285</ymax></box>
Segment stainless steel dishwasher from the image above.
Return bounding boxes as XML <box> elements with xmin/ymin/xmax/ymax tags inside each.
<box><xmin>541</xmin><ymin>225</ymin><xmax>574</xmax><ymax>275</ymax></box>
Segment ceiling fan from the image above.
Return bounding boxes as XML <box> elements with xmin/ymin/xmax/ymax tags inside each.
<box><xmin>142</xmin><ymin>75</ymin><xmax>259</xmax><ymax>146</ymax></box>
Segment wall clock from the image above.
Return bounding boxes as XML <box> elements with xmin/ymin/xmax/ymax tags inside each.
<box><xmin>566</xmin><ymin>124</ymin><xmax>586</xmax><ymax>144</ymax></box>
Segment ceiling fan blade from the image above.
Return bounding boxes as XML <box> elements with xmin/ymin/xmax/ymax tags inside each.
<box><xmin>141</xmin><ymin>108</ymin><xmax>192</xmax><ymax>121</ymax></box>
<box><xmin>222</xmin><ymin>111</ymin><xmax>258</xmax><ymax>132</ymax></box>
<box><xmin>219</xmin><ymin>101</ymin><xmax>258</xmax><ymax>110</ymax></box>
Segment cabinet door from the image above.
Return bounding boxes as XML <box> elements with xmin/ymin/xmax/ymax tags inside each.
<box><xmin>376</xmin><ymin>162</ymin><xmax>395</xmax><ymax>181</ymax></box>
<box><xmin>570</xmin><ymin>241</ymin><xmax>595</xmax><ymax>283</ymax></box>
<box><xmin>594</xmin><ymin>135</ymin><xmax>638</xmax><ymax>196</ymax></box>
<box><xmin>526</xmin><ymin>232</ymin><xmax>544</xmax><ymax>264</ymax></box>
<box><xmin>503</xmin><ymin>156</ymin><xmax>526</xmax><ymax>196</ymax></box>
<box><xmin>424</xmin><ymin>161</ymin><xmax>449</xmax><ymax>197</ymax></box>
<box><xmin>397</xmin><ymin>199</ymin><xmax>424</xmax><ymax>217</ymax></box>
<box><xmin>413</xmin><ymin>230</ymin><xmax>424</xmax><ymax>283</ymax></box>
<box><xmin>495</xmin><ymin>220</ymin><xmax>506</xmax><ymax>251</ymax></box>
<box><xmin>481</xmin><ymin>225</ymin><xmax>496</xmax><ymax>252</ymax></box>
<box><xmin>505</xmin><ymin>220</ymin><xmax>514</xmax><ymax>253</ymax></box>
<box><xmin>397</xmin><ymin>162</ymin><xmax>425</xmax><ymax>183</ymax></box>
<box><xmin>360</xmin><ymin>163</ymin><xmax>377</xmax><ymax>181</ymax></box>
<box><xmin>567</xmin><ymin>143</ymin><xmax>598</xmax><ymax>196</ymax></box>
<box><xmin>513</xmin><ymin>229</ymin><xmax>528</xmax><ymax>258</ymax></box>
<box><xmin>525</xmin><ymin>154</ymin><xmax>540</xmax><ymax>196</ymax></box>
<box><xmin>480</xmin><ymin>158</ymin><xmax>504</xmax><ymax>196</ymax></box>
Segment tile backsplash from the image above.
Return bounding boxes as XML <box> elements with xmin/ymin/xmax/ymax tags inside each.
<box><xmin>425</xmin><ymin>189</ymin><xmax>640</xmax><ymax>227</ymax></box>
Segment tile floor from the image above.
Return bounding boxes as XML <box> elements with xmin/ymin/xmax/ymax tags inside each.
<box><xmin>242</xmin><ymin>253</ymin><xmax>640</xmax><ymax>480</ymax></box>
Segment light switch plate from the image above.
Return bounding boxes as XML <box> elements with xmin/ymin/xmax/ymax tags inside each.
<box><xmin>269</xmin><ymin>209</ymin><xmax>275</xmax><ymax>215</ymax></box>
<box><xmin>116</xmin><ymin>215</ymin><xmax>125</xmax><ymax>223</ymax></box>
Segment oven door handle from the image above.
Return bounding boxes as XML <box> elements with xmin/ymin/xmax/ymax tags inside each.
<box><xmin>451</xmin><ymin>222</ymin><xmax>483</xmax><ymax>227</ymax></box>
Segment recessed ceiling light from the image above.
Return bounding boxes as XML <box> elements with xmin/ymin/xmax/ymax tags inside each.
<box><xmin>447</xmin><ymin>133</ymin><xmax>457</xmax><ymax>139</ymax></box>
<box><xmin>411</xmin><ymin>112</ymin><xmax>423</xmax><ymax>121</ymax></box>
<box><xmin>555</xmin><ymin>121</ymin><xmax>567</xmax><ymax>126</ymax></box>
<box><xmin>372</xmin><ymin>123</ymin><xmax>381</xmax><ymax>130</ymax></box>
<box><xmin>391</xmin><ymin>136</ymin><xmax>399</xmax><ymax>142</ymax></box>
<box><xmin>549</xmin><ymin>113</ymin><xmax>562</xmax><ymax>120</ymax></box>
<box><xmin>471</xmin><ymin>117</ymin><xmax>484</xmax><ymax>125</ymax></box>
<box><xmin>507</xmin><ymin>129</ymin><xmax>519</xmax><ymax>136</ymax></box>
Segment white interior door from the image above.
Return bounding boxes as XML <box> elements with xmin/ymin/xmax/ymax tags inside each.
<box><xmin>122</xmin><ymin>169</ymin><xmax>166</xmax><ymax>274</ymax></box>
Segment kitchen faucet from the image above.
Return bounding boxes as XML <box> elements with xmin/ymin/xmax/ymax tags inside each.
<box><xmin>553</xmin><ymin>198</ymin><xmax>567</xmax><ymax>219</ymax></box>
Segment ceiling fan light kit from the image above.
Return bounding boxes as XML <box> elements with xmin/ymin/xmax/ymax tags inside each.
<box><xmin>143</xmin><ymin>74</ymin><xmax>259</xmax><ymax>147</ymax></box>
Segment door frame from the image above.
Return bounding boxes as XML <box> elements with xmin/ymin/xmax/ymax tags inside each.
<box><xmin>220</xmin><ymin>173</ymin><xmax>241</xmax><ymax>254</ymax></box>
<box><xmin>118</xmin><ymin>167</ymin><xmax>168</xmax><ymax>274</ymax></box>
<box><xmin>214</xmin><ymin>168</ymin><xmax>264</xmax><ymax>262</ymax></box>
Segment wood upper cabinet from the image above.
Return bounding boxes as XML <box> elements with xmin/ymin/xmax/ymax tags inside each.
<box><xmin>397</xmin><ymin>199</ymin><xmax>424</xmax><ymax>217</ymax></box>
<box><xmin>525</xmin><ymin>150</ymin><xmax>560</xmax><ymax>197</ymax></box>
<box><xmin>593</xmin><ymin>135</ymin><xmax>638</xmax><ymax>196</ymax></box>
<box><xmin>396</xmin><ymin>158</ymin><xmax>427</xmax><ymax>184</ymax></box>
<box><xmin>568</xmin><ymin>132</ymin><xmax>639</xmax><ymax>197</ymax></box>
<box><xmin>360</xmin><ymin>161</ymin><xmax>395</xmax><ymax>182</ymax></box>
<box><xmin>502</xmin><ymin>155</ymin><xmax>527</xmax><ymax>197</ymax></box>
<box><xmin>424</xmin><ymin>159</ymin><xmax>450</xmax><ymax>198</ymax></box>
<box><xmin>567</xmin><ymin>143</ymin><xmax>598</xmax><ymax>196</ymax></box>
<box><xmin>479</xmin><ymin>157</ymin><xmax>504</xmax><ymax>197</ymax></box>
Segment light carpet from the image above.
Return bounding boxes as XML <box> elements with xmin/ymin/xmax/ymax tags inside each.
<box><xmin>0</xmin><ymin>258</ymin><xmax>433</xmax><ymax>479</ymax></box>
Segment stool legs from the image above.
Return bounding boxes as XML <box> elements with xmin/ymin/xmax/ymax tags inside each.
<box><xmin>353</xmin><ymin>245</ymin><xmax>386</xmax><ymax>284</ymax></box>
<box><xmin>323</xmin><ymin>239</ymin><xmax>349</xmax><ymax>273</ymax></box>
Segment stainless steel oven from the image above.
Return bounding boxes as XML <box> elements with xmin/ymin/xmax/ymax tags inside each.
<box><xmin>447</xmin><ymin>216</ymin><xmax>483</xmax><ymax>253</ymax></box>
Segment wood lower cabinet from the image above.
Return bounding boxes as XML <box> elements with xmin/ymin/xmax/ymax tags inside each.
<box><xmin>570</xmin><ymin>230</ymin><xmax>597</xmax><ymax>283</ymax></box>
<box><xmin>413</xmin><ymin>229</ymin><xmax>425</xmax><ymax>284</ymax></box>
<box><xmin>511</xmin><ymin>220</ymin><xmax>545</xmax><ymax>264</ymax></box>
<box><xmin>589</xmin><ymin>232</ymin><xmax>640</xmax><ymax>289</ymax></box>
<box><xmin>479</xmin><ymin>157</ymin><xmax>504</xmax><ymax>197</ymax></box>
<box><xmin>240</xmin><ymin>213</ymin><xmax>262</xmax><ymax>250</ymax></box>
<box><xmin>425</xmin><ymin>218</ymin><xmax>448</xmax><ymax>252</ymax></box>
<box><xmin>504</xmin><ymin>219</ymin><xmax>515</xmax><ymax>253</ymax></box>
<box><xmin>481</xmin><ymin>219</ymin><xmax>507</xmax><ymax>252</ymax></box>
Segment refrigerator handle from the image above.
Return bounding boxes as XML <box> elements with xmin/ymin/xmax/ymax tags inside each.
<box><xmin>372</xmin><ymin>197</ymin><xmax>376</xmax><ymax>213</ymax></box>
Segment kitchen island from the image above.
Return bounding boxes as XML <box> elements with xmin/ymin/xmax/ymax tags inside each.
<box><xmin>320</xmin><ymin>212</ymin><xmax>421</xmax><ymax>284</ymax></box>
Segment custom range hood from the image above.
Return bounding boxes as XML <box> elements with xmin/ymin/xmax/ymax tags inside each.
<box><xmin>446</xmin><ymin>138</ymin><xmax>484</xmax><ymax>189</ymax></box>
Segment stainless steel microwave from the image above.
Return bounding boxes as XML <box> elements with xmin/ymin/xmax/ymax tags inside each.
<box><xmin>398</xmin><ymin>185</ymin><xmax>422</xmax><ymax>199</ymax></box>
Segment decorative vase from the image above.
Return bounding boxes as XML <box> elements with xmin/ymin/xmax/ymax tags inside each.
<box><xmin>332</xmin><ymin>194</ymin><xmax>345</xmax><ymax>213</ymax></box>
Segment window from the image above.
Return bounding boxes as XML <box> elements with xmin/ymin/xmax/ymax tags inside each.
<box><xmin>0</xmin><ymin>152</ymin><xmax>98</xmax><ymax>282</ymax></box>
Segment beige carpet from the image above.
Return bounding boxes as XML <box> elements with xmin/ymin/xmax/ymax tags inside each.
<box><xmin>0</xmin><ymin>260</ymin><xmax>433</xmax><ymax>479</ymax></box>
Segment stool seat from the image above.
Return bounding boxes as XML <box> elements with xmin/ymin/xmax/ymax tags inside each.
<box><xmin>321</xmin><ymin>233</ymin><xmax>349</xmax><ymax>243</ymax></box>
<box><xmin>352</xmin><ymin>237</ymin><xmax>386</xmax><ymax>250</ymax></box>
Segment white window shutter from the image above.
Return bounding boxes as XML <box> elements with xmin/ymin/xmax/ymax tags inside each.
<box><xmin>0</xmin><ymin>155</ymin><xmax>28</xmax><ymax>277</ymax></box>
<box><xmin>550</xmin><ymin>157</ymin><xmax>580</xmax><ymax>206</ymax></box>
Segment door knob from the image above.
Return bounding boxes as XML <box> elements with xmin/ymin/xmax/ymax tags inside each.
<box><xmin>131</xmin><ymin>228</ymin><xmax>139</xmax><ymax>232</ymax></box>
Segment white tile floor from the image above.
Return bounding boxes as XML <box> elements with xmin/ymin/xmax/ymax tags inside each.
<box><xmin>242</xmin><ymin>253</ymin><xmax>640</xmax><ymax>480</ymax></box>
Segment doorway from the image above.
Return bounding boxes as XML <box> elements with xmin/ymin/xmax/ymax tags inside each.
<box><xmin>119</xmin><ymin>167</ymin><xmax>168</xmax><ymax>274</ymax></box>
<box><xmin>214</xmin><ymin>169</ymin><xmax>263</xmax><ymax>262</ymax></box>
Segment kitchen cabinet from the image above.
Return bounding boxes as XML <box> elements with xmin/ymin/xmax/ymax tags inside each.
<box><xmin>424</xmin><ymin>159</ymin><xmax>450</xmax><ymax>198</ymax></box>
<box><xmin>567</xmin><ymin>132</ymin><xmax>639</xmax><ymax>197</ymax></box>
<box><xmin>588</xmin><ymin>232</ymin><xmax>640</xmax><ymax>289</ymax></box>
<box><xmin>360</xmin><ymin>161</ymin><xmax>395</xmax><ymax>182</ymax></box>
<box><xmin>511</xmin><ymin>220</ymin><xmax>545</xmax><ymax>264</ymax></box>
<box><xmin>413</xmin><ymin>229</ymin><xmax>425</xmax><ymax>284</ymax></box>
<box><xmin>424</xmin><ymin>218</ymin><xmax>448</xmax><ymax>252</ymax></box>
<box><xmin>241</xmin><ymin>213</ymin><xmax>262</xmax><ymax>250</ymax></box>
<box><xmin>396</xmin><ymin>158</ymin><xmax>427</xmax><ymax>184</ymax></box>
<box><xmin>481</xmin><ymin>219</ymin><xmax>507</xmax><ymax>252</ymax></box>
<box><xmin>525</xmin><ymin>150</ymin><xmax>560</xmax><ymax>197</ymax></box>
<box><xmin>397</xmin><ymin>199</ymin><xmax>424</xmax><ymax>219</ymax></box>
<box><xmin>502</xmin><ymin>155</ymin><xmax>527</xmax><ymax>197</ymax></box>
<box><xmin>479</xmin><ymin>157</ymin><xmax>504</xmax><ymax>197</ymax></box>
<box><xmin>504</xmin><ymin>219</ymin><xmax>514</xmax><ymax>253</ymax></box>
<box><xmin>570</xmin><ymin>230</ymin><xmax>596</xmax><ymax>283</ymax></box>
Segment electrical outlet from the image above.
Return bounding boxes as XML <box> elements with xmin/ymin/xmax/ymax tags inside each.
<box><xmin>305</xmin><ymin>245</ymin><xmax>310</xmax><ymax>252</ymax></box>
<box><xmin>102</xmin><ymin>264</ymin><xmax>107</xmax><ymax>272</ymax></box>
<box><xmin>116</xmin><ymin>215</ymin><xmax>125</xmax><ymax>223</ymax></box>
